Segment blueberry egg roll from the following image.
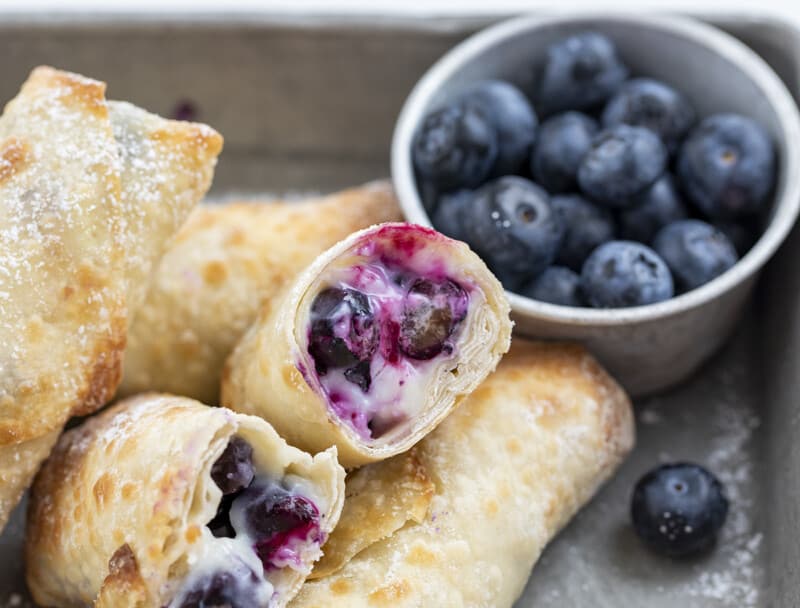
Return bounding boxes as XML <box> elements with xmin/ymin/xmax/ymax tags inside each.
<box><xmin>120</xmin><ymin>182</ymin><xmax>401</xmax><ymax>404</ymax></box>
<box><xmin>222</xmin><ymin>223</ymin><xmax>512</xmax><ymax>467</ymax></box>
<box><xmin>0</xmin><ymin>67</ymin><xmax>221</xmax><ymax>531</ymax></box>
<box><xmin>292</xmin><ymin>341</ymin><xmax>635</xmax><ymax>607</ymax></box>
<box><xmin>26</xmin><ymin>394</ymin><xmax>345</xmax><ymax>608</ymax></box>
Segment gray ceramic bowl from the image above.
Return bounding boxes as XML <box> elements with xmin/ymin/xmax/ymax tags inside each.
<box><xmin>392</xmin><ymin>13</ymin><xmax>800</xmax><ymax>396</ymax></box>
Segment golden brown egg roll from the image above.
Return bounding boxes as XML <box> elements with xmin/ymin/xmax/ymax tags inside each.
<box><xmin>26</xmin><ymin>394</ymin><xmax>345</xmax><ymax>608</ymax></box>
<box><xmin>0</xmin><ymin>66</ymin><xmax>222</xmax><ymax>531</ymax></box>
<box><xmin>222</xmin><ymin>223</ymin><xmax>512</xmax><ymax>467</ymax></box>
<box><xmin>120</xmin><ymin>182</ymin><xmax>402</xmax><ymax>404</ymax></box>
<box><xmin>291</xmin><ymin>341</ymin><xmax>635</xmax><ymax>607</ymax></box>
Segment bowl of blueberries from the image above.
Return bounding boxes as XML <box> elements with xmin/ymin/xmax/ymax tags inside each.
<box><xmin>392</xmin><ymin>13</ymin><xmax>800</xmax><ymax>396</ymax></box>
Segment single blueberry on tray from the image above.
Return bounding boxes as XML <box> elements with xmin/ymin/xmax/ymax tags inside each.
<box><xmin>461</xmin><ymin>79</ymin><xmax>538</xmax><ymax>176</ymax></box>
<box><xmin>531</xmin><ymin>111</ymin><xmax>599</xmax><ymax>193</ymax></box>
<box><xmin>462</xmin><ymin>176</ymin><xmax>563</xmax><ymax>289</ymax></box>
<box><xmin>631</xmin><ymin>462</ymin><xmax>729</xmax><ymax>558</ymax></box>
<box><xmin>551</xmin><ymin>193</ymin><xmax>616</xmax><ymax>271</ymax></box>
<box><xmin>677</xmin><ymin>113</ymin><xmax>776</xmax><ymax>219</ymax></box>
<box><xmin>653</xmin><ymin>219</ymin><xmax>739</xmax><ymax>292</ymax></box>
<box><xmin>602</xmin><ymin>78</ymin><xmax>696</xmax><ymax>153</ymax></box>
<box><xmin>412</xmin><ymin>102</ymin><xmax>498</xmax><ymax>191</ymax></box>
<box><xmin>578</xmin><ymin>124</ymin><xmax>668</xmax><ymax>207</ymax></box>
<box><xmin>520</xmin><ymin>266</ymin><xmax>583</xmax><ymax>306</ymax></box>
<box><xmin>581</xmin><ymin>241</ymin><xmax>673</xmax><ymax>308</ymax></box>
<box><xmin>536</xmin><ymin>31</ymin><xmax>629</xmax><ymax>115</ymax></box>
<box><xmin>619</xmin><ymin>174</ymin><xmax>689</xmax><ymax>244</ymax></box>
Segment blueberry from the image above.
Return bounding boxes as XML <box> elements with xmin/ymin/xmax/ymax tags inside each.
<box><xmin>399</xmin><ymin>278</ymin><xmax>468</xmax><ymax>360</ymax></box>
<box><xmin>308</xmin><ymin>288</ymin><xmax>377</xmax><ymax>374</ymax></box>
<box><xmin>551</xmin><ymin>194</ymin><xmax>615</xmax><ymax>271</ymax></box>
<box><xmin>461</xmin><ymin>176</ymin><xmax>564</xmax><ymax>289</ymax></box>
<box><xmin>713</xmin><ymin>220</ymin><xmax>758</xmax><ymax>256</ymax></box>
<box><xmin>578</xmin><ymin>125</ymin><xmax>668</xmax><ymax>207</ymax></box>
<box><xmin>207</xmin><ymin>494</ymin><xmax>236</xmax><ymax>539</ymax></box>
<box><xmin>581</xmin><ymin>241</ymin><xmax>673</xmax><ymax>308</ymax></box>
<box><xmin>602</xmin><ymin>78</ymin><xmax>695</xmax><ymax>153</ymax></box>
<box><xmin>520</xmin><ymin>266</ymin><xmax>583</xmax><ymax>306</ymax></box>
<box><xmin>677</xmin><ymin>113</ymin><xmax>776</xmax><ymax>219</ymax></box>
<box><xmin>461</xmin><ymin>80</ymin><xmax>538</xmax><ymax>176</ymax></box>
<box><xmin>631</xmin><ymin>463</ymin><xmax>728</xmax><ymax>558</ymax></box>
<box><xmin>536</xmin><ymin>32</ymin><xmax>628</xmax><ymax>116</ymax></box>
<box><xmin>619</xmin><ymin>174</ymin><xmax>688</xmax><ymax>244</ymax></box>
<box><xmin>177</xmin><ymin>571</ymin><xmax>246</xmax><ymax>608</ymax></box>
<box><xmin>431</xmin><ymin>189</ymin><xmax>474</xmax><ymax>242</ymax></box>
<box><xmin>412</xmin><ymin>102</ymin><xmax>498</xmax><ymax>192</ymax></box>
<box><xmin>531</xmin><ymin>112</ymin><xmax>598</xmax><ymax>193</ymax></box>
<box><xmin>344</xmin><ymin>360</ymin><xmax>371</xmax><ymax>392</ymax></box>
<box><xmin>211</xmin><ymin>437</ymin><xmax>255</xmax><ymax>496</ymax></box>
<box><xmin>653</xmin><ymin>220</ymin><xmax>738</xmax><ymax>292</ymax></box>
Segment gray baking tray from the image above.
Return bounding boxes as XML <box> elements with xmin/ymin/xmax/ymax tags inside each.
<box><xmin>0</xmin><ymin>12</ymin><xmax>797</xmax><ymax>607</ymax></box>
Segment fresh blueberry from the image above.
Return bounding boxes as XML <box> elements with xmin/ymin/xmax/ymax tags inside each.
<box><xmin>602</xmin><ymin>78</ymin><xmax>695</xmax><ymax>153</ymax></box>
<box><xmin>461</xmin><ymin>176</ymin><xmax>564</xmax><ymax>289</ymax></box>
<box><xmin>210</xmin><ymin>437</ymin><xmax>255</xmax><ymax>496</ymax></box>
<box><xmin>520</xmin><ymin>266</ymin><xmax>583</xmax><ymax>306</ymax></box>
<box><xmin>619</xmin><ymin>174</ymin><xmax>689</xmax><ymax>244</ymax></box>
<box><xmin>653</xmin><ymin>220</ymin><xmax>738</xmax><ymax>292</ymax></box>
<box><xmin>231</xmin><ymin>482</ymin><xmax>319</xmax><ymax>570</ymax></box>
<box><xmin>461</xmin><ymin>80</ymin><xmax>538</xmax><ymax>176</ymax></box>
<box><xmin>308</xmin><ymin>288</ymin><xmax>377</xmax><ymax>374</ymax></box>
<box><xmin>677</xmin><ymin>113</ymin><xmax>776</xmax><ymax>219</ymax></box>
<box><xmin>531</xmin><ymin>111</ymin><xmax>598</xmax><ymax>193</ymax></box>
<box><xmin>631</xmin><ymin>463</ymin><xmax>728</xmax><ymax>558</ymax></box>
<box><xmin>551</xmin><ymin>194</ymin><xmax>615</xmax><ymax>271</ymax></box>
<box><xmin>536</xmin><ymin>32</ymin><xmax>628</xmax><ymax>116</ymax></box>
<box><xmin>431</xmin><ymin>189</ymin><xmax>474</xmax><ymax>242</ymax></box>
<box><xmin>713</xmin><ymin>220</ymin><xmax>759</xmax><ymax>257</ymax></box>
<box><xmin>581</xmin><ymin>241</ymin><xmax>673</xmax><ymax>308</ymax></box>
<box><xmin>578</xmin><ymin>125</ymin><xmax>668</xmax><ymax>207</ymax></box>
<box><xmin>399</xmin><ymin>278</ymin><xmax>468</xmax><ymax>360</ymax></box>
<box><xmin>412</xmin><ymin>102</ymin><xmax>498</xmax><ymax>192</ymax></box>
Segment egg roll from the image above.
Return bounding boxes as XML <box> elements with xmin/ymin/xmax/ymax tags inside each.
<box><xmin>120</xmin><ymin>182</ymin><xmax>401</xmax><ymax>404</ymax></box>
<box><xmin>26</xmin><ymin>394</ymin><xmax>345</xmax><ymax>608</ymax></box>
<box><xmin>222</xmin><ymin>223</ymin><xmax>512</xmax><ymax>467</ymax></box>
<box><xmin>0</xmin><ymin>66</ymin><xmax>222</xmax><ymax>530</ymax></box>
<box><xmin>292</xmin><ymin>340</ymin><xmax>635</xmax><ymax>607</ymax></box>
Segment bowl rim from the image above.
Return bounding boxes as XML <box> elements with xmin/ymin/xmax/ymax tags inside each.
<box><xmin>391</xmin><ymin>11</ymin><xmax>800</xmax><ymax>326</ymax></box>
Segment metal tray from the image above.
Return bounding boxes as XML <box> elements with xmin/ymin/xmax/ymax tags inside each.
<box><xmin>0</xmin><ymin>12</ymin><xmax>797</xmax><ymax>607</ymax></box>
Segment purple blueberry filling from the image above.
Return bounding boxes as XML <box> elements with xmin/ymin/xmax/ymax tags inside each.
<box><xmin>211</xmin><ymin>437</ymin><xmax>255</xmax><ymax>495</ymax></box>
<box><xmin>306</xmin><ymin>261</ymin><xmax>470</xmax><ymax>440</ymax></box>
<box><xmin>174</xmin><ymin>566</ymin><xmax>258</xmax><ymax>608</ymax></box>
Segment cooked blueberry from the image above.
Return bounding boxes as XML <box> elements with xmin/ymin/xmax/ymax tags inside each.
<box><xmin>399</xmin><ymin>278</ymin><xmax>468</xmax><ymax>360</ymax></box>
<box><xmin>231</xmin><ymin>483</ymin><xmax>319</xmax><ymax>570</ymax></box>
<box><xmin>460</xmin><ymin>80</ymin><xmax>538</xmax><ymax>176</ymax></box>
<box><xmin>677</xmin><ymin>113</ymin><xmax>776</xmax><ymax>219</ymax></box>
<box><xmin>412</xmin><ymin>102</ymin><xmax>498</xmax><ymax>192</ymax></box>
<box><xmin>431</xmin><ymin>189</ymin><xmax>474</xmax><ymax>242</ymax></box>
<box><xmin>581</xmin><ymin>241</ymin><xmax>673</xmax><ymax>308</ymax></box>
<box><xmin>653</xmin><ymin>220</ymin><xmax>738</xmax><ymax>292</ymax></box>
<box><xmin>211</xmin><ymin>437</ymin><xmax>255</xmax><ymax>496</ymax></box>
<box><xmin>344</xmin><ymin>360</ymin><xmax>372</xmax><ymax>392</ymax></box>
<box><xmin>578</xmin><ymin>125</ymin><xmax>667</xmax><ymax>207</ymax></box>
<box><xmin>551</xmin><ymin>194</ymin><xmax>615</xmax><ymax>271</ymax></box>
<box><xmin>713</xmin><ymin>220</ymin><xmax>758</xmax><ymax>256</ymax></box>
<box><xmin>619</xmin><ymin>174</ymin><xmax>688</xmax><ymax>244</ymax></box>
<box><xmin>308</xmin><ymin>288</ymin><xmax>377</xmax><ymax>374</ymax></box>
<box><xmin>531</xmin><ymin>111</ymin><xmax>598</xmax><ymax>193</ymax></box>
<box><xmin>536</xmin><ymin>32</ymin><xmax>628</xmax><ymax>116</ymax></box>
<box><xmin>462</xmin><ymin>176</ymin><xmax>564</xmax><ymax>289</ymax></box>
<box><xmin>208</xmin><ymin>494</ymin><xmax>236</xmax><ymax>539</ymax></box>
<box><xmin>520</xmin><ymin>266</ymin><xmax>582</xmax><ymax>306</ymax></box>
<box><xmin>631</xmin><ymin>463</ymin><xmax>728</xmax><ymax>558</ymax></box>
<box><xmin>602</xmin><ymin>78</ymin><xmax>695</xmax><ymax>153</ymax></box>
<box><xmin>177</xmin><ymin>571</ymin><xmax>244</xmax><ymax>608</ymax></box>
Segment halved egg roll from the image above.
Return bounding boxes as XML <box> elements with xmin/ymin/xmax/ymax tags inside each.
<box><xmin>120</xmin><ymin>182</ymin><xmax>401</xmax><ymax>404</ymax></box>
<box><xmin>0</xmin><ymin>66</ymin><xmax>222</xmax><ymax>530</ymax></box>
<box><xmin>222</xmin><ymin>223</ymin><xmax>512</xmax><ymax>467</ymax></box>
<box><xmin>26</xmin><ymin>394</ymin><xmax>346</xmax><ymax>608</ymax></box>
<box><xmin>291</xmin><ymin>341</ymin><xmax>635</xmax><ymax>607</ymax></box>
